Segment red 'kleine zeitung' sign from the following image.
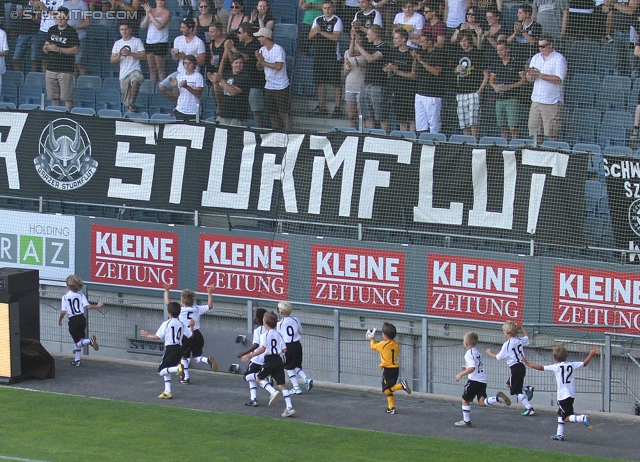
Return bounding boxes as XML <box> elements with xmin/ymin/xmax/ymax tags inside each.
<box><xmin>310</xmin><ymin>245</ymin><xmax>405</xmax><ymax>311</ymax></box>
<box><xmin>198</xmin><ymin>234</ymin><xmax>289</xmax><ymax>299</ymax></box>
<box><xmin>427</xmin><ymin>254</ymin><xmax>524</xmax><ymax>323</ymax></box>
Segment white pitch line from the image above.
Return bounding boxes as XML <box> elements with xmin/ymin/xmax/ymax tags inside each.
<box><xmin>0</xmin><ymin>455</ymin><xmax>51</xmax><ymax>462</ymax></box>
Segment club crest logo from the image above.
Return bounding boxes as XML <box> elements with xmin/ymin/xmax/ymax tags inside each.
<box><xmin>34</xmin><ymin>118</ymin><xmax>97</xmax><ymax>190</ymax></box>
<box><xmin>628</xmin><ymin>199</ymin><xmax>640</xmax><ymax>237</ymax></box>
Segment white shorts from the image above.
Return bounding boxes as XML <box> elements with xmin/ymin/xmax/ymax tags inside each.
<box><xmin>345</xmin><ymin>90</ymin><xmax>360</xmax><ymax>103</ymax></box>
<box><xmin>415</xmin><ymin>94</ymin><xmax>442</xmax><ymax>133</ymax></box>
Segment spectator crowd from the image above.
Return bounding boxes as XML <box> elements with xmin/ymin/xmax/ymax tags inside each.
<box><xmin>0</xmin><ymin>0</ymin><xmax>639</xmax><ymax>141</ymax></box>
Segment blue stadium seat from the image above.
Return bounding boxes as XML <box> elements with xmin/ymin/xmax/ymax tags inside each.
<box><xmin>45</xmin><ymin>105</ymin><xmax>69</xmax><ymax>112</ymax></box>
<box><xmin>273</xmin><ymin>23</ymin><xmax>298</xmax><ymax>41</ymax></box>
<box><xmin>150</xmin><ymin>113</ymin><xmax>177</xmax><ymax>122</ymax></box>
<box><xmin>363</xmin><ymin>128</ymin><xmax>387</xmax><ymax>135</ymax></box>
<box><xmin>97</xmin><ymin>108</ymin><xmax>123</xmax><ymax>118</ymax></box>
<box><xmin>270</xmin><ymin>3</ymin><xmax>298</xmax><ymax>24</ymax></box>
<box><xmin>149</xmin><ymin>93</ymin><xmax>174</xmax><ymax>114</ymax></box>
<box><xmin>478</xmin><ymin>136</ymin><xmax>508</xmax><ymax>146</ymax></box>
<box><xmin>76</xmin><ymin>75</ymin><xmax>103</xmax><ymax>92</ymax></box>
<box><xmin>124</xmin><ymin>111</ymin><xmax>150</xmax><ymax>122</ymax></box>
<box><xmin>568</xmin><ymin>41</ymin><xmax>599</xmax><ymax>75</ymax></box>
<box><xmin>292</xmin><ymin>56</ymin><xmax>314</xmax><ymax>96</ymax></box>
<box><xmin>102</xmin><ymin>76</ymin><xmax>121</xmax><ymax>92</ymax></box>
<box><xmin>389</xmin><ymin>130</ymin><xmax>417</xmax><ymax>140</ymax></box>
<box><xmin>3</xmin><ymin>70</ymin><xmax>24</xmax><ymax>87</ymax></box>
<box><xmin>0</xmin><ymin>102</ymin><xmax>16</xmax><ymax>109</ymax></box>
<box><xmin>19</xmin><ymin>83</ymin><xmax>43</xmax><ymax>106</ymax></box>
<box><xmin>274</xmin><ymin>36</ymin><xmax>296</xmax><ymax>58</ymax></box>
<box><xmin>596</xmin><ymin>42</ymin><xmax>616</xmax><ymax>77</ymax></box>
<box><xmin>24</xmin><ymin>71</ymin><xmax>46</xmax><ymax>88</ymax></box>
<box><xmin>541</xmin><ymin>140</ymin><xmax>571</xmax><ymax>151</ymax></box>
<box><xmin>330</xmin><ymin>126</ymin><xmax>358</xmax><ymax>132</ymax></box>
<box><xmin>140</xmin><ymin>79</ymin><xmax>156</xmax><ymax>94</ymax></box>
<box><xmin>96</xmin><ymin>89</ymin><xmax>122</xmax><ymax>110</ymax></box>
<box><xmin>603</xmin><ymin>110</ymin><xmax>634</xmax><ymax>135</ymax></box>
<box><xmin>595</xmin><ymin>88</ymin><xmax>627</xmax><ymax>112</ymax></box>
<box><xmin>1</xmin><ymin>83</ymin><xmax>18</xmax><ymax>105</ymax></box>
<box><xmin>566</xmin><ymin>73</ymin><xmax>599</xmax><ymax>109</ymax></box>
<box><xmin>449</xmin><ymin>134</ymin><xmax>477</xmax><ymax>144</ymax></box>
<box><xmin>70</xmin><ymin>107</ymin><xmax>96</xmax><ymax>116</ymax></box>
<box><xmin>19</xmin><ymin>103</ymin><xmax>40</xmax><ymax>110</ymax></box>
<box><xmin>508</xmin><ymin>138</ymin><xmax>534</xmax><ymax>147</ymax></box>
<box><xmin>603</xmin><ymin>145</ymin><xmax>633</xmax><ymax>157</ymax></box>
<box><xmin>418</xmin><ymin>132</ymin><xmax>447</xmax><ymax>144</ymax></box>
<box><xmin>200</xmin><ymin>95</ymin><xmax>217</xmax><ymax>119</ymax></box>
<box><xmin>133</xmin><ymin>91</ymin><xmax>150</xmax><ymax>113</ymax></box>
<box><xmin>72</xmin><ymin>87</ymin><xmax>96</xmax><ymax>109</ymax></box>
<box><xmin>603</xmin><ymin>75</ymin><xmax>632</xmax><ymax>93</ymax></box>
<box><xmin>598</xmin><ymin>123</ymin><xmax>627</xmax><ymax>147</ymax></box>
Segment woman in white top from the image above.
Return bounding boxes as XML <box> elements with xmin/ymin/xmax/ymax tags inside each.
<box><xmin>343</xmin><ymin>30</ymin><xmax>367</xmax><ymax>128</ymax></box>
<box><xmin>141</xmin><ymin>0</ymin><xmax>172</xmax><ymax>83</ymax></box>
<box><xmin>393</xmin><ymin>0</ymin><xmax>425</xmax><ymax>44</ymax></box>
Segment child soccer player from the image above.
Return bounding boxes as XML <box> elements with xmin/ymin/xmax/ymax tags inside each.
<box><xmin>367</xmin><ymin>322</ymin><xmax>411</xmax><ymax>415</ymax></box>
<box><xmin>277</xmin><ymin>301</ymin><xmax>313</xmax><ymax>394</ymax></box>
<box><xmin>454</xmin><ymin>332</ymin><xmax>511</xmax><ymax>428</ymax></box>
<box><xmin>164</xmin><ymin>284</ymin><xmax>218</xmax><ymax>385</ymax></box>
<box><xmin>241</xmin><ymin>311</ymin><xmax>296</xmax><ymax>417</ymax></box>
<box><xmin>524</xmin><ymin>345</ymin><xmax>598</xmax><ymax>441</ymax></box>
<box><xmin>58</xmin><ymin>275</ymin><xmax>103</xmax><ymax>367</ymax></box>
<box><xmin>237</xmin><ymin>308</ymin><xmax>267</xmax><ymax>406</ymax></box>
<box><xmin>140</xmin><ymin>301</ymin><xmax>194</xmax><ymax>399</ymax></box>
<box><xmin>486</xmin><ymin>321</ymin><xmax>536</xmax><ymax>416</ymax></box>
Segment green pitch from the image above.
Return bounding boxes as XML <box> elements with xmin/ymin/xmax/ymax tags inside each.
<box><xmin>0</xmin><ymin>387</ymin><xmax>613</xmax><ymax>462</ymax></box>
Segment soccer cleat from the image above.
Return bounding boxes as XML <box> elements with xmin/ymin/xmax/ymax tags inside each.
<box><xmin>497</xmin><ymin>391</ymin><xmax>511</xmax><ymax>406</ymax></box>
<box><xmin>400</xmin><ymin>379</ymin><xmax>412</xmax><ymax>394</ymax></box>
<box><xmin>90</xmin><ymin>335</ymin><xmax>99</xmax><ymax>351</ymax></box>
<box><xmin>282</xmin><ymin>407</ymin><xmax>296</xmax><ymax>417</ymax></box>
<box><xmin>179</xmin><ymin>378</ymin><xmax>191</xmax><ymax>385</ymax></box>
<box><xmin>525</xmin><ymin>386</ymin><xmax>534</xmax><ymax>401</ymax></box>
<box><xmin>584</xmin><ymin>415</ymin><xmax>593</xmax><ymax>430</ymax></box>
<box><xmin>305</xmin><ymin>377</ymin><xmax>314</xmax><ymax>391</ymax></box>
<box><xmin>551</xmin><ymin>434</ymin><xmax>565</xmax><ymax>441</ymax></box>
<box><xmin>158</xmin><ymin>392</ymin><xmax>173</xmax><ymax>399</ymax></box>
<box><xmin>208</xmin><ymin>356</ymin><xmax>218</xmax><ymax>372</ymax></box>
<box><xmin>385</xmin><ymin>407</ymin><xmax>397</xmax><ymax>414</ymax></box>
<box><xmin>177</xmin><ymin>364</ymin><xmax>185</xmax><ymax>380</ymax></box>
<box><xmin>291</xmin><ymin>386</ymin><xmax>303</xmax><ymax>395</ymax></box>
<box><xmin>245</xmin><ymin>399</ymin><xmax>258</xmax><ymax>407</ymax></box>
<box><xmin>522</xmin><ymin>408</ymin><xmax>536</xmax><ymax>416</ymax></box>
<box><xmin>70</xmin><ymin>360</ymin><xmax>81</xmax><ymax>367</ymax></box>
<box><xmin>268</xmin><ymin>390</ymin><xmax>281</xmax><ymax>406</ymax></box>
<box><xmin>455</xmin><ymin>420</ymin><xmax>473</xmax><ymax>428</ymax></box>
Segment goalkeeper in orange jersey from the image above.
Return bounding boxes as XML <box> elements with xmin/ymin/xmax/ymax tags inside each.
<box><xmin>367</xmin><ymin>322</ymin><xmax>412</xmax><ymax>415</ymax></box>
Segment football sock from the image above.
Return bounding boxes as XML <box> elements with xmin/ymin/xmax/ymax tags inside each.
<box><xmin>260</xmin><ymin>381</ymin><xmax>277</xmax><ymax>395</ymax></box>
<box><xmin>245</xmin><ymin>373</ymin><xmax>257</xmax><ymax>382</ymax></box>
<box><xmin>295</xmin><ymin>367</ymin><xmax>308</xmax><ymax>382</ymax></box>
<box><xmin>167</xmin><ymin>365</ymin><xmax>179</xmax><ymax>375</ymax></box>
<box><xmin>390</xmin><ymin>383</ymin><xmax>403</xmax><ymax>393</ymax></box>
<box><xmin>194</xmin><ymin>356</ymin><xmax>208</xmax><ymax>364</ymax></box>
<box><xmin>181</xmin><ymin>359</ymin><xmax>190</xmax><ymax>379</ymax></box>
<box><xmin>287</xmin><ymin>370</ymin><xmax>300</xmax><ymax>388</ymax></box>
<box><xmin>73</xmin><ymin>348</ymin><xmax>81</xmax><ymax>361</ymax></box>
<box><xmin>557</xmin><ymin>417</ymin><xmax>565</xmax><ymax>436</ymax></box>
<box><xmin>518</xmin><ymin>393</ymin><xmax>532</xmax><ymax>409</ymax></box>
<box><xmin>485</xmin><ymin>396</ymin><xmax>498</xmax><ymax>406</ymax></box>
<box><xmin>164</xmin><ymin>377</ymin><xmax>172</xmax><ymax>394</ymax></box>
<box><xmin>384</xmin><ymin>389</ymin><xmax>395</xmax><ymax>409</ymax></box>
<box><xmin>249</xmin><ymin>382</ymin><xmax>258</xmax><ymax>400</ymax></box>
<box><xmin>570</xmin><ymin>415</ymin><xmax>586</xmax><ymax>423</ymax></box>
<box><xmin>282</xmin><ymin>389</ymin><xmax>292</xmax><ymax>408</ymax></box>
<box><xmin>462</xmin><ymin>405</ymin><xmax>471</xmax><ymax>422</ymax></box>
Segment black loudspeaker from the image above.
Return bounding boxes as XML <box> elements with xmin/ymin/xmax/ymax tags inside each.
<box><xmin>0</xmin><ymin>268</ymin><xmax>40</xmax><ymax>384</ymax></box>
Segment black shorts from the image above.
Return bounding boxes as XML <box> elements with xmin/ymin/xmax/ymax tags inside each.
<box><xmin>68</xmin><ymin>315</ymin><xmax>87</xmax><ymax>344</ymax></box>
<box><xmin>508</xmin><ymin>362</ymin><xmax>526</xmax><ymax>396</ymax></box>
<box><xmin>283</xmin><ymin>340</ymin><xmax>303</xmax><ymax>370</ymax></box>
<box><xmin>462</xmin><ymin>380</ymin><xmax>488</xmax><ymax>403</ymax></box>
<box><xmin>313</xmin><ymin>55</ymin><xmax>341</xmax><ymax>85</ymax></box>
<box><xmin>244</xmin><ymin>361</ymin><xmax>262</xmax><ymax>377</ymax></box>
<box><xmin>258</xmin><ymin>354</ymin><xmax>286</xmax><ymax>385</ymax></box>
<box><xmin>182</xmin><ymin>329</ymin><xmax>204</xmax><ymax>358</ymax></box>
<box><xmin>382</xmin><ymin>367</ymin><xmax>399</xmax><ymax>392</ymax></box>
<box><xmin>145</xmin><ymin>42</ymin><xmax>169</xmax><ymax>56</ymax></box>
<box><xmin>158</xmin><ymin>344</ymin><xmax>182</xmax><ymax>372</ymax></box>
<box><xmin>264</xmin><ymin>87</ymin><xmax>290</xmax><ymax>116</ymax></box>
<box><xmin>557</xmin><ymin>397</ymin><xmax>575</xmax><ymax>418</ymax></box>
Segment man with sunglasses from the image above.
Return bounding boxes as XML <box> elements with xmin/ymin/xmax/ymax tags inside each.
<box><xmin>526</xmin><ymin>34</ymin><xmax>567</xmax><ymax>142</ymax></box>
<box><xmin>422</xmin><ymin>1</ymin><xmax>446</xmax><ymax>48</ymax></box>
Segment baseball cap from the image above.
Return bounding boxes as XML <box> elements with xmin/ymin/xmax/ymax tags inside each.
<box><xmin>253</xmin><ymin>27</ymin><xmax>273</xmax><ymax>39</ymax></box>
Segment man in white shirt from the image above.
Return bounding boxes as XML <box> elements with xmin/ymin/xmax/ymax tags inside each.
<box><xmin>255</xmin><ymin>27</ymin><xmax>292</xmax><ymax>131</ymax></box>
<box><xmin>159</xmin><ymin>17</ymin><xmax>206</xmax><ymax>108</ymax></box>
<box><xmin>526</xmin><ymin>34</ymin><xmax>567</xmax><ymax>141</ymax></box>
<box><xmin>33</xmin><ymin>0</ymin><xmax>60</xmax><ymax>72</ymax></box>
<box><xmin>169</xmin><ymin>54</ymin><xmax>204</xmax><ymax>120</ymax></box>
<box><xmin>111</xmin><ymin>23</ymin><xmax>146</xmax><ymax>112</ymax></box>
<box><xmin>0</xmin><ymin>27</ymin><xmax>8</xmax><ymax>94</ymax></box>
